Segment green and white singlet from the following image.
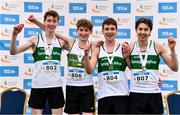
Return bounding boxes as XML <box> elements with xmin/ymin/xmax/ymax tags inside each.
<box><xmin>98</xmin><ymin>42</ymin><xmax>129</xmax><ymax>99</ymax></box>
<box><xmin>130</xmin><ymin>40</ymin><xmax>161</xmax><ymax>93</ymax></box>
<box><xmin>32</xmin><ymin>32</ymin><xmax>63</xmax><ymax>88</ymax></box>
<box><xmin>66</xmin><ymin>39</ymin><xmax>93</xmax><ymax>86</ymax></box>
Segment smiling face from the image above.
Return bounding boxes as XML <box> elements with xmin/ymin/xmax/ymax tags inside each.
<box><xmin>76</xmin><ymin>18</ymin><xmax>93</xmax><ymax>42</ymax></box>
<box><xmin>43</xmin><ymin>10</ymin><xmax>59</xmax><ymax>33</ymax></box>
<box><xmin>135</xmin><ymin>18</ymin><xmax>153</xmax><ymax>42</ymax></box>
<box><xmin>77</xmin><ymin>27</ymin><xmax>92</xmax><ymax>42</ymax></box>
<box><xmin>136</xmin><ymin>23</ymin><xmax>151</xmax><ymax>41</ymax></box>
<box><xmin>102</xmin><ymin>18</ymin><xmax>117</xmax><ymax>42</ymax></box>
<box><xmin>102</xmin><ymin>24</ymin><xmax>117</xmax><ymax>41</ymax></box>
<box><xmin>44</xmin><ymin>16</ymin><xmax>59</xmax><ymax>33</ymax></box>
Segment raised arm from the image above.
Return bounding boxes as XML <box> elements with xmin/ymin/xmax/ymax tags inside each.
<box><xmin>157</xmin><ymin>37</ymin><xmax>178</xmax><ymax>72</ymax></box>
<box><xmin>28</xmin><ymin>14</ymin><xmax>45</xmax><ymax>30</ymax></box>
<box><xmin>10</xmin><ymin>24</ymin><xmax>35</xmax><ymax>55</ymax></box>
<box><xmin>122</xmin><ymin>42</ymin><xmax>131</xmax><ymax>69</ymax></box>
<box><xmin>28</xmin><ymin>15</ymin><xmax>74</xmax><ymax>50</ymax></box>
<box><xmin>84</xmin><ymin>43</ymin><xmax>99</xmax><ymax>74</ymax></box>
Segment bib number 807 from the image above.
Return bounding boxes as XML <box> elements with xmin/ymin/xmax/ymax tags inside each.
<box><xmin>136</xmin><ymin>76</ymin><xmax>148</xmax><ymax>82</ymax></box>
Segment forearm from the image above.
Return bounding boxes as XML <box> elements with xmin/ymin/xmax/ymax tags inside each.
<box><xmin>10</xmin><ymin>34</ymin><xmax>18</xmax><ymax>55</ymax></box>
<box><xmin>55</xmin><ymin>33</ymin><xmax>68</xmax><ymax>43</ymax></box>
<box><xmin>84</xmin><ymin>56</ymin><xmax>94</xmax><ymax>74</ymax></box>
<box><xmin>33</xmin><ymin>20</ymin><xmax>45</xmax><ymax>30</ymax></box>
<box><xmin>170</xmin><ymin>49</ymin><xmax>178</xmax><ymax>71</ymax></box>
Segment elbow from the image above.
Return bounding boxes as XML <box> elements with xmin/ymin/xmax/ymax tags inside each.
<box><xmin>171</xmin><ymin>66</ymin><xmax>179</xmax><ymax>72</ymax></box>
<box><xmin>86</xmin><ymin>69</ymin><xmax>92</xmax><ymax>74</ymax></box>
<box><xmin>9</xmin><ymin>51</ymin><xmax>17</xmax><ymax>55</ymax></box>
<box><xmin>172</xmin><ymin>67</ymin><xmax>178</xmax><ymax>72</ymax></box>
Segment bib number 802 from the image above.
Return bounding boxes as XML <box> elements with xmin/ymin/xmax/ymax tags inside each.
<box><xmin>45</xmin><ymin>65</ymin><xmax>57</xmax><ymax>71</ymax></box>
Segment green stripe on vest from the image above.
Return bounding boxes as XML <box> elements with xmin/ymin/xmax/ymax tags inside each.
<box><xmin>98</xmin><ymin>56</ymin><xmax>127</xmax><ymax>72</ymax></box>
<box><xmin>67</xmin><ymin>54</ymin><xmax>91</xmax><ymax>68</ymax></box>
<box><xmin>131</xmin><ymin>55</ymin><xmax>160</xmax><ymax>69</ymax></box>
<box><xmin>33</xmin><ymin>47</ymin><xmax>62</xmax><ymax>62</ymax></box>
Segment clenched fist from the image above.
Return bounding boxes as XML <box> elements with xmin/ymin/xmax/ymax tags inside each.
<box><xmin>28</xmin><ymin>14</ymin><xmax>36</xmax><ymax>22</ymax></box>
<box><xmin>168</xmin><ymin>36</ymin><xmax>176</xmax><ymax>50</ymax></box>
<box><xmin>84</xmin><ymin>43</ymin><xmax>91</xmax><ymax>56</ymax></box>
<box><xmin>12</xmin><ymin>24</ymin><xmax>24</xmax><ymax>35</ymax></box>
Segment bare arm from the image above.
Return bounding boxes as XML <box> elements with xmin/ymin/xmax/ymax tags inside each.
<box><xmin>28</xmin><ymin>15</ymin><xmax>45</xmax><ymax>30</ymax></box>
<box><xmin>84</xmin><ymin>43</ymin><xmax>99</xmax><ymax>74</ymax></box>
<box><xmin>28</xmin><ymin>14</ymin><xmax>74</xmax><ymax>50</ymax></box>
<box><xmin>156</xmin><ymin>37</ymin><xmax>178</xmax><ymax>72</ymax></box>
<box><xmin>10</xmin><ymin>24</ymin><xmax>36</xmax><ymax>55</ymax></box>
<box><xmin>122</xmin><ymin>42</ymin><xmax>132</xmax><ymax>69</ymax></box>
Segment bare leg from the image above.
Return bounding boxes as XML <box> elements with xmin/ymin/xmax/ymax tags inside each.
<box><xmin>82</xmin><ymin>112</ymin><xmax>94</xmax><ymax>115</ymax></box>
<box><xmin>52</xmin><ymin>108</ymin><xmax>63</xmax><ymax>115</ymax></box>
<box><xmin>31</xmin><ymin>108</ymin><xmax>43</xmax><ymax>115</ymax></box>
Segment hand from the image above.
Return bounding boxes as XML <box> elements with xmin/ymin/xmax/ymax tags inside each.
<box><xmin>122</xmin><ymin>42</ymin><xmax>130</xmax><ymax>58</ymax></box>
<box><xmin>158</xmin><ymin>77</ymin><xmax>162</xmax><ymax>87</ymax></box>
<box><xmin>168</xmin><ymin>36</ymin><xmax>176</xmax><ymax>50</ymax></box>
<box><xmin>12</xmin><ymin>24</ymin><xmax>24</xmax><ymax>35</ymax></box>
<box><xmin>96</xmin><ymin>41</ymin><xmax>104</xmax><ymax>47</ymax></box>
<box><xmin>28</xmin><ymin>14</ymin><xmax>36</xmax><ymax>22</ymax></box>
<box><xmin>84</xmin><ymin>43</ymin><xmax>91</xmax><ymax>56</ymax></box>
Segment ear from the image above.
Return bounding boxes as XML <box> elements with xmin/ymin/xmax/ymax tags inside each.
<box><xmin>102</xmin><ymin>30</ymin><xmax>104</xmax><ymax>34</ymax></box>
<box><xmin>90</xmin><ymin>30</ymin><xmax>93</xmax><ymax>34</ymax></box>
<box><xmin>149</xmin><ymin>31</ymin><xmax>152</xmax><ymax>36</ymax></box>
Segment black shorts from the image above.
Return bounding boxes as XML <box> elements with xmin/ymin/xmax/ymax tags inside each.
<box><xmin>98</xmin><ymin>96</ymin><xmax>129</xmax><ymax>114</ymax></box>
<box><xmin>28</xmin><ymin>87</ymin><xmax>65</xmax><ymax>109</ymax></box>
<box><xmin>129</xmin><ymin>92</ymin><xmax>163</xmax><ymax>114</ymax></box>
<box><xmin>64</xmin><ymin>85</ymin><xmax>95</xmax><ymax>114</ymax></box>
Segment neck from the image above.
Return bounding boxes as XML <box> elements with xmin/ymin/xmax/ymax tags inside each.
<box><xmin>78</xmin><ymin>40</ymin><xmax>88</xmax><ymax>49</ymax></box>
<box><xmin>105</xmin><ymin>38</ymin><xmax>115</xmax><ymax>46</ymax></box>
<box><xmin>138</xmin><ymin>39</ymin><xmax>149</xmax><ymax>48</ymax></box>
<box><xmin>105</xmin><ymin>39</ymin><xmax>116</xmax><ymax>52</ymax></box>
<box><xmin>45</xmin><ymin>31</ymin><xmax>55</xmax><ymax>40</ymax></box>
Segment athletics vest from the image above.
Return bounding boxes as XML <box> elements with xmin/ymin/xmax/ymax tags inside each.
<box><xmin>97</xmin><ymin>42</ymin><xmax>129</xmax><ymax>99</ymax></box>
<box><xmin>130</xmin><ymin>40</ymin><xmax>161</xmax><ymax>93</ymax></box>
<box><xmin>32</xmin><ymin>33</ymin><xmax>63</xmax><ymax>88</ymax></box>
<box><xmin>66</xmin><ymin>39</ymin><xmax>93</xmax><ymax>86</ymax></box>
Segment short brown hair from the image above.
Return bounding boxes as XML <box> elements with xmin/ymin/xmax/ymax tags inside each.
<box><xmin>44</xmin><ymin>10</ymin><xmax>59</xmax><ymax>21</ymax></box>
<box><xmin>76</xmin><ymin>18</ymin><xmax>93</xmax><ymax>31</ymax></box>
<box><xmin>102</xmin><ymin>18</ymin><xmax>117</xmax><ymax>30</ymax></box>
<box><xmin>135</xmin><ymin>18</ymin><xmax>153</xmax><ymax>30</ymax></box>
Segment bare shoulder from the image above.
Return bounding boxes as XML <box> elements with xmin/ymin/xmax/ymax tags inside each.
<box><xmin>90</xmin><ymin>41</ymin><xmax>97</xmax><ymax>49</ymax></box>
<box><xmin>129</xmin><ymin>41</ymin><xmax>135</xmax><ymax>52</ymax></box>
<box><xmin>28</xmin><ymin>35</ymin><xmax>38</xmax><ymax>47</ymax></box>
<box><xmin>154</xmin><ymin>41</ymin><xmax>165</xmax><ymax>54</ymax></box>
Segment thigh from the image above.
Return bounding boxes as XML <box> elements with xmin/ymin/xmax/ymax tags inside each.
<box><xmin>46</xmin><ymin>87</ymin><xmax>65</xmax><ymax>109</ymax></box>
<box><xmin>129</xmin><ymin>92</ymin><xmax>147</xmax><ymax>114</ymax></box>
<box><xmin>98</xmin><ymin>97</ymin><xmax>112</xmax><ymax>114</ymax></box>
<box><xmin>113</xmin><ymin>96</ymin><xmax>129</xmax><ymax>114</ymax></box>
<box><xmin>148</xmin><ymin>93</ymin><xmax>163</xmax><ymax>114</ymax></box>
<box><xmin>64</xmin><ymin>86</ymin><xmax>80</xmax><ymax>114</ymax></box>
<box><xmin>81</xmin><ymin>86</ymin><xmax>95</xmax><ymax>113</ymax></box>
<box><xmin>28</xmin><ymin>88</ymin><xmax>46</xmax><ymax>109</ymax></box>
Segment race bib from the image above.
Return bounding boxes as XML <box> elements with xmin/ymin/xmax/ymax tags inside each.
<box><xmin>103</xmin><ymin>71</ymin><xmax>120</xmax><ymax>83</ymax></box>
<box><xmin>68</xmin><ymin>69</ymin><xmax>85</xmax><ymax>80</ymax></box>
<box><xmin>133</xmin><ymin>71</ymin><xmax>151</xmax><ymax>84</ymax></box>
<box><xmin>42</xmin><ymin>61</ymin><xmax>59</xmax><ymax>72</ymax></box>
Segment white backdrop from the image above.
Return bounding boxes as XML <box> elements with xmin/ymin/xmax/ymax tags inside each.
<box><xmin>0</xmin><ymin>0</ymin><xmax>180</xmax><ymax>114</ymax></box>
